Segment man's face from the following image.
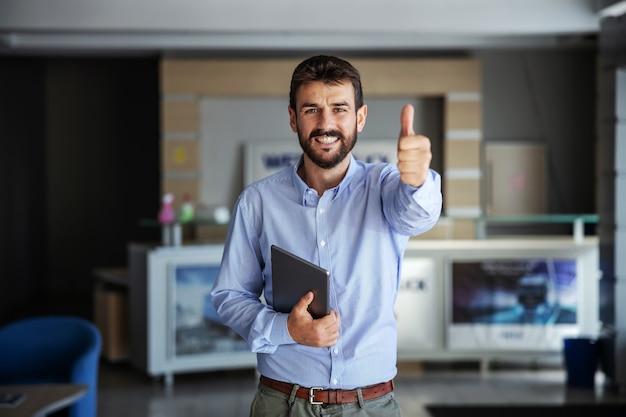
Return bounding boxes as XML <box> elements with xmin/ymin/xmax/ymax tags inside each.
<box><xmin>288</xmin><ymin>81</ymin><xmax>367</xmax><ymax>169</ymax></box>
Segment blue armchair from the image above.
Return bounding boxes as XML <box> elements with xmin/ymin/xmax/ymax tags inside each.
<box><xmin>0</xmin><ymin>315</ymin><xmax>102</xmax><ymax>417</ymax></box>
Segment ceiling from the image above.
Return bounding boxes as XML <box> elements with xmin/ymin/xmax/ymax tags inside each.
<box><xmin>0</xmin><ymin>0</ymin><xmax>624</xmax><ymax>55</ymax></box>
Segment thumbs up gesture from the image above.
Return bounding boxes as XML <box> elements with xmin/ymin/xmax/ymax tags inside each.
<box><xmin>397</xmin><ymin>104</ymin><xmax>432</xmax><ymax>187</ymax></box>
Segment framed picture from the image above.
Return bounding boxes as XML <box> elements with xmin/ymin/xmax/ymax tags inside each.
<box><xmin>169</xmin><ymin>263</ymin><xmax>249</xmax><ymax>357</ymax></box>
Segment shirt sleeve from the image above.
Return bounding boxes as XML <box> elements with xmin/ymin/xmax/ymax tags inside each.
<box><xmin>210</xmin><ymin>193</ymin><xmax>296</xmax><ymax>354</ymax></box>
<box><xmin>382</xmin><ymin>166</ymin><xmax>443</xmax><ymax>236</ymax></box>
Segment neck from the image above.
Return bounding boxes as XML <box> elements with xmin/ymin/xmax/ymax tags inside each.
<box><xmin>299</xmin><ymin>156</ymin><xmax>350</xmax><ymax>196</ymax></box>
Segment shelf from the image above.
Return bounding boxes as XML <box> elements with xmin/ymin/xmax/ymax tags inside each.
<box><xmin>139</xmin><ymin>219</ymin><xmax>229</xmax><ymax>246</ymax></box>
<box><xmin>473</xmin><ymin>214</ymin><xmax>598</xmax><ymax>242</ymax></box>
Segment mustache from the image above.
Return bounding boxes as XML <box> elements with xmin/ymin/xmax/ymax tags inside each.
<box><xmin>309</xmin><ymin>129</ymin><xmax>344</xmax><ymax>140</ymax></box>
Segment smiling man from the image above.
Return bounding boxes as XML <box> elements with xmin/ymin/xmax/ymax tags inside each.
<box><xmin>211</xmin><ymin>55</ymin><xmax>442</xmax><ymax>417</ymax></box>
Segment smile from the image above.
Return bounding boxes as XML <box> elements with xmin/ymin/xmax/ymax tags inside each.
<box><xmin>315</xmin><ymin>136</ymin><xmax>339</xmax><ymax>144</ymax></box>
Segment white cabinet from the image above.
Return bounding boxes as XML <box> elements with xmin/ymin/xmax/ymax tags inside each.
<box><xmin>128</xmin><ymin>243</ymin><xmax>256</xmax><ymax>386</ymax></box>
<box><xmin>128</xmin><ymin>237</ymin><xmax>600</xmax><ymax>383</ymax></box>
<box><xmin>395</xmin><ymin>238</ymin><xmax>600</xmax><ymax>371</ymax></box>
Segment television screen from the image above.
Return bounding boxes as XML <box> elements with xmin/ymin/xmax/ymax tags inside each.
<box><xmin>172</xmin><ymin>264</ymin><xmax>249</xmax><ymax>356</ymax></box>
<box><xmin>447</xmin><ymin>258</ymin><xmax>580</xmax><ymax>350</ymax></box>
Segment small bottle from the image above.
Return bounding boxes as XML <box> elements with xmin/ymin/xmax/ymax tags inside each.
<box><xmin>158</xmin><ymin>193</ymin><xmax>176</xmax><ymax>224</ymax></box>
<box><xmin>179</xmin><ymin>193</ymin><xmax>195</xmax><ymax>223</ymax></box>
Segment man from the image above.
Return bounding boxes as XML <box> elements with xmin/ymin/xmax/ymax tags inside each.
<box><xmin>211</xmin><ymin>55</ymin><xmax>442</xmax><ymax>416</ymax></box>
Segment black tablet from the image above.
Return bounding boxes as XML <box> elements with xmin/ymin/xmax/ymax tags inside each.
<box><xmin>270</xmin><ymin>245</ymin><xmax>330</xmax><ymax>319</ymax></box>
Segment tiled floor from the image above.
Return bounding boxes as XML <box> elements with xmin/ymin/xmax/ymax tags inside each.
<box><xmin>97</xmin><ymin>360</ymin><xmax>626</xmax><ymax>417</ymax></box>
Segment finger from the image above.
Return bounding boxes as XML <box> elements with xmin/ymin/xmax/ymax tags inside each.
<box><xmin>319</xmin><ymin>310</ymin><xmax>340</xmax><ymax>327</ymax></box>
<box><xmin>399</xmin><ymin>104</ymin><xmax>415</xmax><ymax>138</ymax></box>
<box><xmin>317</xmin><ymin>312</ymin><xmax>340</xmax><ymax>345</ymax></box>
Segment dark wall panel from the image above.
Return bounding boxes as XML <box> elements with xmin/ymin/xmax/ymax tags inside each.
<box><xmin>0</xmin><ymin>57</ymin><xmax>161</xmax><ymax>326</ymax></box>
<box><xmin>0</xmin><ymin>57</ymin><xmax>47</xmax><ymax>325</ymax></box>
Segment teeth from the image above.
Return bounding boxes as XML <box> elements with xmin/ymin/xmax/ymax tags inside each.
<box><xmin>317</xmin><ymin>137</ymin><xmax>337</xmax><ymax>144</ymax></box>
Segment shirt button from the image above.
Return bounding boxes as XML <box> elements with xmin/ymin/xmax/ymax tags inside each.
<box><xmin>333</xmin><ymin>348</ymin><xmax>338</xmax><ymax>354</ymax></box>
<box><xmin>333</xmin><ymin>379</ymin><xmax>338</xmax><ymax>385</ymax></box>
<box><xmin>320</xmin><ymin>240</ymin><xmax>326</xmax><ymax>246</ymax></box>
<box><xmin>319</xmin><ymin>208</ymin><xmax>325</xmax><ymax>214</ymax></box>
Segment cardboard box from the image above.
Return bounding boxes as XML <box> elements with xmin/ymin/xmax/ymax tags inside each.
<box><xmin>94</xmin><ymin>268</ymin><xmax>130</xmax><ymax>362</ymax></box>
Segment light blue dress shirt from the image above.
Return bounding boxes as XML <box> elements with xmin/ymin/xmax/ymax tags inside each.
<box><xmin>211</xmin><ymin>154</ymin><xmax>442</xmax><ymax>390</ymax></box>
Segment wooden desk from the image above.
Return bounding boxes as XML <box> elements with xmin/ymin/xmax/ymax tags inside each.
<box><xmin>0</xmin><ymin>384</ymin><xmax>87</xmax><ymax>417</ymax></box>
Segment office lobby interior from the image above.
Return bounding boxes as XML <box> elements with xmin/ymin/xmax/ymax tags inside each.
<box><xmin>2</xmin><ymin>1</ymin><xmax>626</xmax><ymax>416</ymax></box>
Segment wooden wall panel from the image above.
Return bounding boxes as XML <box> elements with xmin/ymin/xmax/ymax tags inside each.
<box><xmin>161</xmin><ymin>59</ymin><xmax>299</xmax><ymax>96</ymax></box>
<box><xmin>452</xmin><ymin>219</ymin><xmax>476</xmax><ymax>239</ymax></box>
<box><xmin>444</xmin><ymin>92</ymin><xmax>482</xmax><ymax>223</ymax></box>
<box><xmin>445</xmin><ymin>140</ymin><xmax>481</xmax><ymax>169</ymax></box>
<box><xmin>352</xmin><ymin>59</ymin><xmax>481</xmax><ymax>96</ymax></box>
<box><xmin>162</xmin><ymin>140</ymin><xmax>199</xmax><ymax>172</ymax></box>
<box><xmin>445</xmin><ymin>100</ymin><xmax>482</xmax><ymax>130</ymax></box>
<box><xmin>161</xmin><ymin>100</ymin><xmax>199</xmax><ymax>132</ymax></box>
<box><xmin>161</xmin><ymin>58</ymin><xmax>480</xmax><ymax>97</ymax></box>
<box><xmin>444</xmin><ymin>178</ymin><xmax>481</xmax><ymax>207</ymax></box>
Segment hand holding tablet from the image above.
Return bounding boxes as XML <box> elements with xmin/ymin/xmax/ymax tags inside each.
<box><xmin>271</xmin><ymin>245</ymin><xmax>330</xmax><ymax>319</ymax></box>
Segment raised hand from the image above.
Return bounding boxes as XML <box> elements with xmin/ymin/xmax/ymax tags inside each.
<box><xmin>396</xmin><ymin>104</ymin><xmax>432</xmax><ymax>187</ymax></box>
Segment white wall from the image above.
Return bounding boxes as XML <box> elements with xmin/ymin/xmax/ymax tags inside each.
<box><xmin>199</xmin><ymin>97</ymin><xmax>442</xmax><ymax>208</ymax></box>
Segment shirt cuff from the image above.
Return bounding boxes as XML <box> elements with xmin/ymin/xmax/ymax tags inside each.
<box><xmin>269</xmin><ymin>312</ymin><xmax>295</xmax><ymax>346</ymax></box>
<box><xmin>401</xmin><ymin>168</ymin><xmax>437</xmax><ymax>196</ymax></box>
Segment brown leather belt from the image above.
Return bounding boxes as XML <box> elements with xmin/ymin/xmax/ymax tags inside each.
<box><xmin>259</xmin><ymin>375</ymin><xmax>394</xmax><ymax>405</ymax></box>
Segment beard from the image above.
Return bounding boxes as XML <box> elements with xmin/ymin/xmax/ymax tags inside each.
<box><xmin>298</xmin><ymin>127</ymin><xmax>358</xmax><ymax>169</ymax></box>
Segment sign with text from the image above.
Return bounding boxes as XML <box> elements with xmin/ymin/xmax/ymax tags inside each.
<box><xmin>396</xmin><ymin>257</ymin><xmax>440</xmax><ymax>353</ymax></box>
<box><xmin>244</xmin><ymin>139</ymin><xmax>397</xmax><ymax>186</ymax></box>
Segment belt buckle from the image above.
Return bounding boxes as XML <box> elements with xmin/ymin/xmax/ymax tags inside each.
<box><xmin>309</xmin><ymin>387</ymin><xmax>324</xmax><ymax>405</ymax></box>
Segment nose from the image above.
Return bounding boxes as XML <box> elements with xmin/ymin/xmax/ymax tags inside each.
<box><xmin>316</xmin><ymin>108</ymin><xmax>333</xmax><ymax>130</ymax></box>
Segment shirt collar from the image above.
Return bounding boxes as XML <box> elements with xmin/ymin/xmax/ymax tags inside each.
<box><xmin>291</xmin><ymin>154</ymin><xmax>358</xmax><ymax>204</ymax></box>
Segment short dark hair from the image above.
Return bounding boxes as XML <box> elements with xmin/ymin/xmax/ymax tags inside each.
<box><xmin>289</xmin><ymin>55</ymin><xmax>364</xmax><ymax>111</ymax></box>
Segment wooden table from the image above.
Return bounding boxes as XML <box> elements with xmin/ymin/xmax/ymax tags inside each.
<box><xmin>0</xmin><ymin>384</ymin><xmax>87</xmax><ymax>417</ymax></box>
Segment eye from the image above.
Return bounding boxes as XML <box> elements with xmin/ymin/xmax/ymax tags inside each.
<box><xmin>304</xmin><ymin>108</ymin><xmax>318</xmax><ymax>114</ymax></box>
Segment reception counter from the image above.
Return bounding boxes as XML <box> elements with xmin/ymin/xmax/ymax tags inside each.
<box><xmin>128</xmin><ymin>237</ymin><xmax>599</xmax><ymax>384</ymax></box>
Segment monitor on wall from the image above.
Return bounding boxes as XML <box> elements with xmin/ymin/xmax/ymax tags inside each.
<box><xmin>446</xmin><ymin>256</ymin><xmax>581</xmax><ymax>351</ymax></box>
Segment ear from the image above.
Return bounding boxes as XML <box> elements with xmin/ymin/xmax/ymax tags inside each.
<box><xmin>356</xmin><ymin>104</ymin><xmax>367</xmax><ymax>133</ymax></box>
<box><xmin>288</xmin><ymin>106</ymin><xmax>298</xmax><ymax>133</ymax></box>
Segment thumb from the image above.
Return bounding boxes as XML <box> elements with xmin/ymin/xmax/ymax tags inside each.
<box><xmin>293</xmin><ymin>291</ymin><xmax>314</xmax><ymax>313</ymax></box>
<box><xmin>399</xmin><ymin>104</ymin><xmax>415</xmax><ymax>138</ymax></box>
